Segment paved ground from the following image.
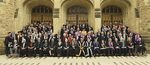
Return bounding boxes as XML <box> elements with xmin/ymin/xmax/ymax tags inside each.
<box><xmin>0</xmin><ymin>55</ymin><xmax>150</xmax><ymax>65</ymax></box>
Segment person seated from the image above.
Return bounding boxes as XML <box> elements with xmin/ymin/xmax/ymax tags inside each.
<box><xmin>70</xmin><ymin>38</ymin><xmax>77</xmax><ymax>56</ymax></box>
<box><xmin>100</xmin><ymin>40</ymin><xmax>107</xmax><ymax>56</ymax></box>
<box><xmin>81</xmin><ymin>29</ymin><xmax>87</xmax><ymax>36</ymax></box>
<box><xmin>77</xmin><ymin>38</ymin><xmax>86</xmax><ymax>57</ymax></box>
<box><xmin>114</xmin><ymin>38</ymin><xmax>121</xmax><ymax>56</ymax></box>
<box><xmin>57</xmin><ymin>38</ymin><xmax>63</xmax><ymax>57</ymax></box>
<box><xmin>48</xmin><ymin>36</ymin><xmax>55</xmax><ymax>56</ymax></box>
<box><xmin>63</xmin><ymin>38</ymin><xmax>69</xmax><ymax>57</ymax></box>
<box><xmin>20</xmin><ymin>36</ymin><xmax>28</xmax><ymax>57</ymax></box>
<box><xmin>135</xmin><ymin>34</ymin><xmax>146</xmax><ymax>55</ymax></box>
<box><xmin>27</xmin><ymin>41</ymin><xmax>34</xmax><ymax>57</ymax></box>
<box><xmin>13</xmin><ymin>39</ymin><xmax>19</xmax><ymax>57</ymax></box>
<box><xmin>85</xmin><ymin>38</ymin><xmax>94</xmax><ymax>57</ymax></box>
<box><xmin>127</xmin><ymin>37</ymin><xmax>134</xmax><ymax>56</ymax></box>
<box><xmin>119</xmin><ymin>36</ymin><xmax>127</xmax><ymax>56</ymax></box>
<box><xmin>107</xmin><ymin>38</ymin><xmax>114</xmax><ymax>56</ymax></box>
<box><xmin>93</xmin><ymin>38</ymin><xmax>100</xmax><ymax>56</ymax></box>
<box><xmin>43</xmin><ymin>40</ymin><xmax>49</xmax><ymax>57</ymax></box>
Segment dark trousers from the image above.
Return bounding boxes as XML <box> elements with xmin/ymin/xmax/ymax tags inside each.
<box><xmin>57</xmin><ymin>48</ymin><xmax>62</xmax><ymax>56</ymax></box>
<box><xmin>39</xmin><ymin>49</ymin><xmax>43</xmax><ymax>57</ymax></box>
<box><xmin>20</xmin><ymin>49</ymin><xmax>27</xmax><ymax>57</ymax></box>
<box><xmin>94</xmin><ymin>48</ymin><xmax>100</xmax><ymax>56</ymax></box>
<box><xmin>137</xmin><ymin>46</ymin><xmax>146</xmax><ymax>55</ymax></box>
<box><xmin>128</xmin><ymin>48</ymin><xmax>134</xmax><ymax>56</ymax></box>
<box><xmin>28</xmin><ymin>49</ymin><xmax>34</xmax><ymax>57</ymax></box>
<box><xmin>5</xmin><ymin>47</ymin><xmax>9</xmax><ymax>56</ymax></box>
<box><xmin>100</xmin><ymin>48</ymin><xmax>107</xmax><ymax>56</ymax></box>
<box><xmin>63</xmin><ymin>49</ymin><xmax>69</xmax><ymax>57</ymax></box>
<box><xmin>69</xmin><ymin>48</ymin><xmax>76</xmax><ymax>56</ymax></box>
<box><xmin>115</xmin><ymin>48</ymin><xmax>121</xmax><ymax>56</ymax></box>
<box><xmin>121</xmin><ymin>48</ymin><xmax>127</xmax><ymax>56</ymax></box>
<box><xmin>75</xmin><ymin>47</ymin><xmax>80</xmax><ymax>56</ymax></box>
<box><xmin>43</xmin><ymin>49</ymin><xmax>49</xmax><ymax>56</ymax></box>
<box><xmin>107</xmin><ymin>48</ymin><xmax>114</xmax><ymax>56</ymax></box>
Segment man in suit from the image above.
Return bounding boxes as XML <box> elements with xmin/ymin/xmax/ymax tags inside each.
<box><xmin>43</xmin><ymin>39</ymin><xmax>49</xmax><ymax>56</ymax></box>
<box><xmin>34</xmin><ymin>34</ymin><xmax>43</xmax><ymax>57</ymax></box>
<box><xmin>48</xmin><ymin>36</ymin><xmax>55</xmax><ymax>56</ymax></box>
<box><xmin>114</xmin><ymin>38</ymin><xmax>121</xmax><ymax>56</ymax></box>
<box><xmin>57</xmin><ymin>38</ymin><xmax>63</xmax><ymax>57</ymax></box>
<box><xmin>4</xmin><ymin>32</ymin><xmax>13</xmax><ymax>57</ymax></box>
<box><xmin>93</xmin><ymin>38</ymin><xmax>100</xmax><ymax>56</ymax></box>
<box><xmin>20</xmin><ymin>36</ymin><xmax>28</xmax><ymax>57</ymax></box>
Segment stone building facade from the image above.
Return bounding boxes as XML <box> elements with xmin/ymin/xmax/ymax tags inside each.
<box><xmin>0</xmin><ymin>0</ymin><xmax>150</xmax><ymax>54</ymax></box>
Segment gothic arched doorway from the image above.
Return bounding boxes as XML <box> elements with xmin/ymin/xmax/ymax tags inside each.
<box><xmin>31</xmin><ymin>5</ymin><xmax>53</xmax><ymax>24</ymax></box>
<box><xmin>102</xmin><ymin>5</ymin><xmax>123</xmax><ymax>26</ymax></box>
<box><xmin>67</xmin><ymin>6</ymin><xmax>88</xmax><ymax>25</ymax></box>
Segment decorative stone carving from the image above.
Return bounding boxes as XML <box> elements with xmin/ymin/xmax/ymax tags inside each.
<box><xmin>53</xmin><ymin>8</ymin><xmax>59</xmax><ymax>18</ymax></box>
<box><xmin>135</xmin><ymin>8</ymin><xmax>140</xmax><ymax>18</ymax></box>
<box><xmin>95</xmin><ymin>8</ymin><xmax>101</xmax><ymax>18</ymax></box>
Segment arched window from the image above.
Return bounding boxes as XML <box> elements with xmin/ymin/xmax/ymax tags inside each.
<box><xmin>102</xmin><ymin>5</ymin><xmax>123</xmax><ymax>26</ymax></box>
<box><xmin>67</xmin><ymin>6</ymin><xmax>88</xmax><ymax>25</ymax></box>
<box><xmin>31</xmin><ymin>5</ymin><xmax>53</xmax><ymax>24</ymax></box>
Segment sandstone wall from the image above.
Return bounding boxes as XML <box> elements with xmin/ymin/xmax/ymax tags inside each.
<box><xmin>139</xmin><ymin>0</ymin><xmax>150</xmax><ymax>34</ymax></box>
<box><xmin>138</xmin><ymin>0</ymin><xmax>150</xmax><ymax>53</ymax></box>
<box><xmin>0</xmin><ymin>0</ymin><xmax>16</xmax><ymax>54</ymax></box>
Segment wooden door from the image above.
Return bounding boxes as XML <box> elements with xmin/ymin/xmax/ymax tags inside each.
<box><xmin>102</xmin><ymin>5</ymin><xmax>123</xmax><ymax>26</ymax></box>
<box><xmin>67</xmin><ymin>6</ymin><xmax>88</xmax><ymax>25</ymax></box>
<box><xmin>32</xmin><ymin>5</ymin><xmax>53</xmax><ymax>24</ymax></box>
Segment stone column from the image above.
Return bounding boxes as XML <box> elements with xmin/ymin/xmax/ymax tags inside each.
<box><xmin>94</xmin><ymin>0</ymin><xmax>101</xmax><ymax>33</ymax></box>
<box><xmin>53</xmin><ymin>0</ymin><xmax>61</xmax><ymax>34</ymax></box>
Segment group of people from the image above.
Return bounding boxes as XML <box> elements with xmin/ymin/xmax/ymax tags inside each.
<box><xmin>4</xmin><ymin>22</ymin><xmax>146</xmax><ymax>57</ymax></box>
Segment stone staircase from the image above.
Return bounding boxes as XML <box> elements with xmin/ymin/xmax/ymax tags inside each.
<box><xmin>141</xmin><ymin>33</ymin><xmax>150</xmax><ymax>53</ymax></box>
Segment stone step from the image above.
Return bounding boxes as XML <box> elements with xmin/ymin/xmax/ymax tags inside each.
<box><xmin>141</xmin><ymin>34</ymin><xmax>150</xmax><ymax>43</ymax></box>
<box><xmin>142</xmin><ymin>36</ymin><xmax>150</xmax><ymax>38</ymax></box>
<box><xmin>143</xmin><ymin>39</ymin><xmax>150</xmax><ymax>42</ymax></box>
<box><xmin>0</xmin><ymin>49</ymin><xmax>5</xmax><ymax>55</ymax></box>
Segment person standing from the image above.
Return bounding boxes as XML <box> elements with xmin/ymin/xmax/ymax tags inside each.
<box><xmin>20</xmin><ymin>36</ymin><xmax>27</xmax><ymax>57</ymax></box>
<box><xmin>4</xmin><ymin>32</ymin><xmax>13</xmax><ymax>57</ymax></box>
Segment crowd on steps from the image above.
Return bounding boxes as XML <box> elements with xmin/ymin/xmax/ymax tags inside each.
<box><xmin>4</xmin><ymin>22</ymin><xmax>147</xmax><ymax>57</ymax></box>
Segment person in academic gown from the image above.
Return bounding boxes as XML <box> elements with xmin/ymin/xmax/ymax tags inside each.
<box><xmin>85</xmin><ymin>38</ymin><xmax>94</xmax><ymax>57</ymax></box>
<box><xmin>77</xmin><ymin>38</ymin><xmax>86</xmax><ymax>57</ymax></box>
